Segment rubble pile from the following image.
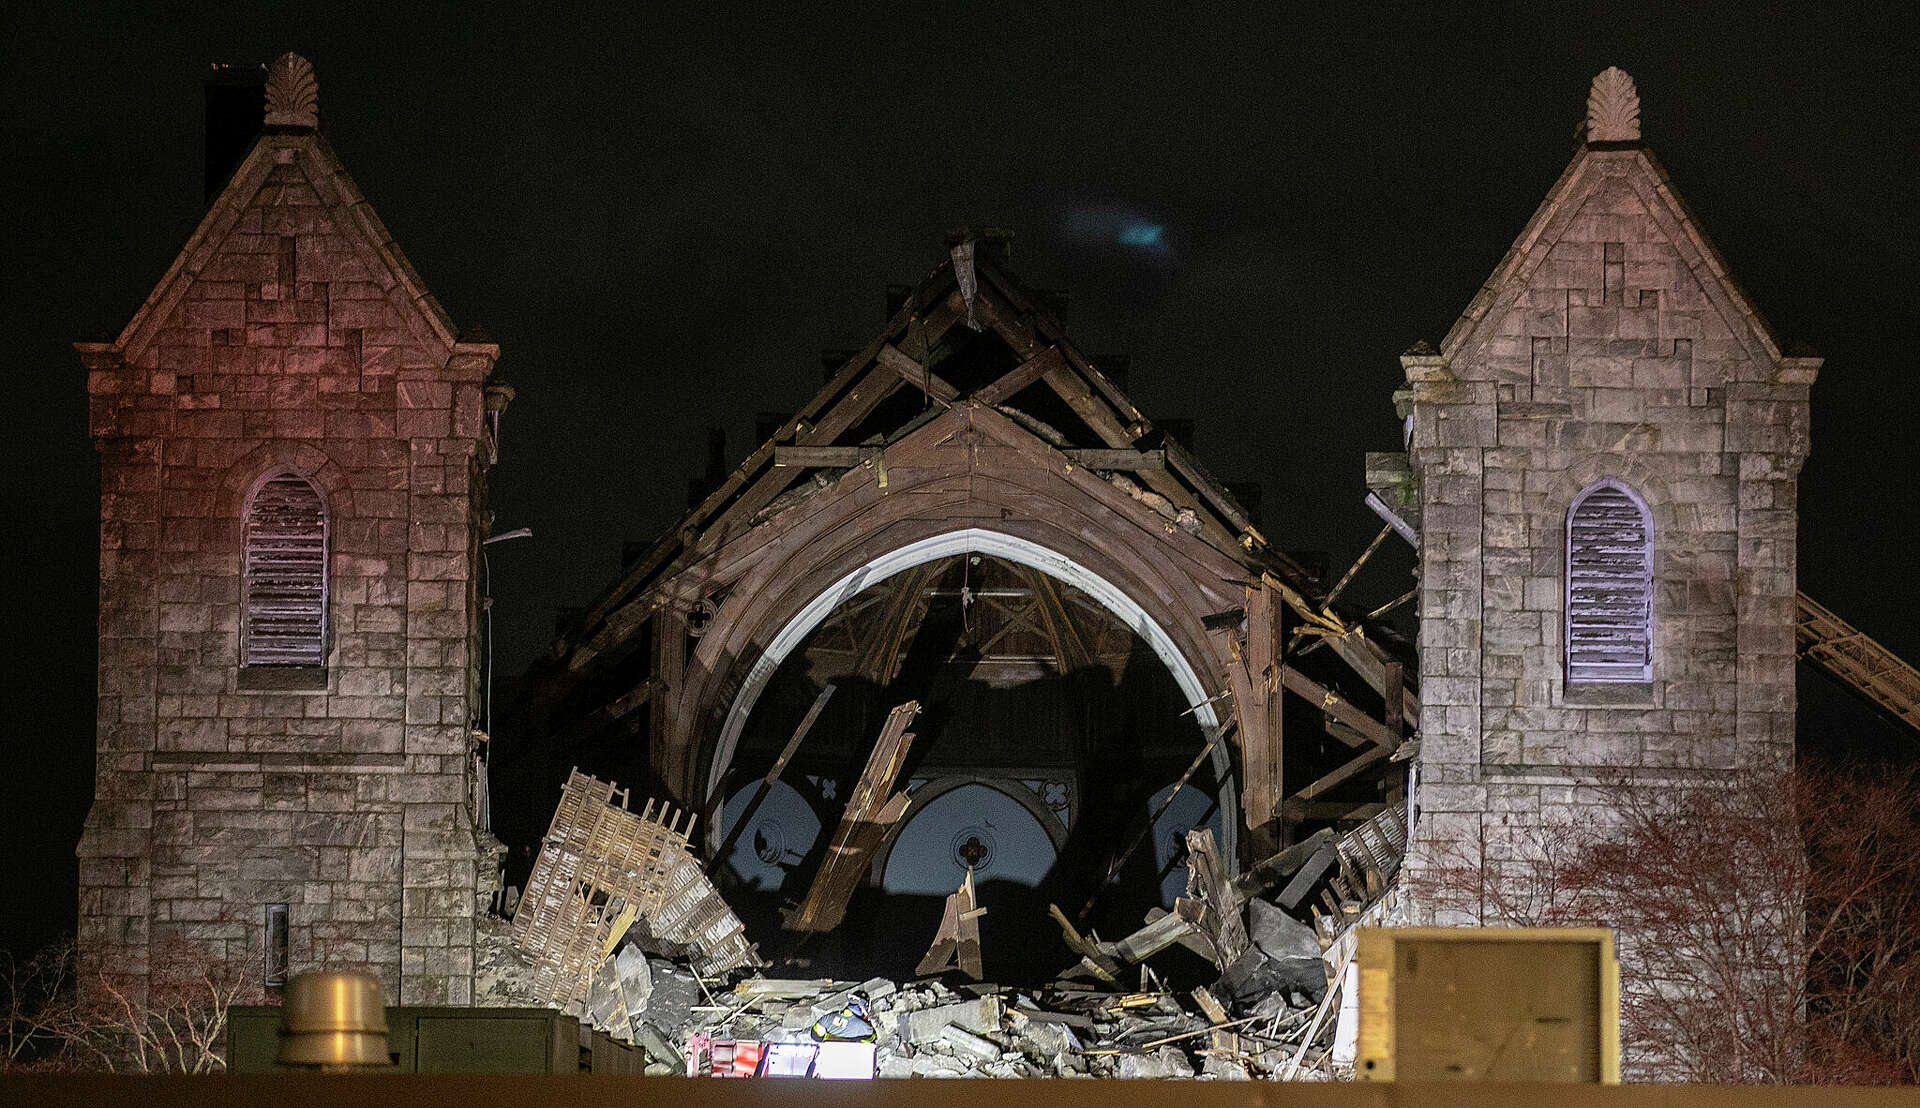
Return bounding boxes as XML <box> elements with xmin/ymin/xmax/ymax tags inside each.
<box><xmin>579</xmin><ymin>955</ymin><xmax>1332</xmax><ymax>1078</ymax></box>
<box><xmin>505</xmin><ymin>766</ymin><xmax>1409</xmax><ymax>1079</ymax></box>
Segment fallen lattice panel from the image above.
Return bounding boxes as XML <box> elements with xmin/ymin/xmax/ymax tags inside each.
<box><xmin>512</xmin><ymin>769</ymin><xmax>760</xmax><ymax>1007</ymax></box>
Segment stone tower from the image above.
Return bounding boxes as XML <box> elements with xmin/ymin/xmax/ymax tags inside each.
<box><xmin>76</xmin><ymin>54</ymin><xmax>509</xmax><ymax>1004</ymax></box>
<box><xmin>1392</xmin><ymin>68</ymin><xmax>1818</xmax><ymax>911</ymax></box>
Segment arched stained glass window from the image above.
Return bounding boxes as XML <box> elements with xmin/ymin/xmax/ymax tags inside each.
<box><xmin>1565</xmin><ymin>480</ymin><xmax>1652</xmax><ymax>683</ymax></box>
<box><xmin>243</xmin><ymin>470</ymin><xmax>328</xmax><ymax>667</ymax></box>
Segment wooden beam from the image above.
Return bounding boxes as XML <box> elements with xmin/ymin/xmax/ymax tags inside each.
<box><xmin>1061</xmin><ymin>448</ymin><xmax>1166</xmax><ymax>471</ymax></box>
<box><xmin>1048</xmin><ymin>904</ymin><xmax>1122</xmax><ymax>983</ymax></box>
<box><xmin>1263</xmin><ymin>569</ymin><xmax>1421</xmax><ymax>733</ymax></box>
<box><xmin>972</xmin><ymin>345</ymin><xmax>1066</xmax><ymax>406</ymax></box>
<box><xmin>1321</xmin><ymin>631</ymin><xmax>1421</xmax><ymax>731</ymax></box>
<box><xmin>1289</xmin><ymin>745</ymin><xmax>1392</xmax><ymax>803</ymax></box>
<box><xmin>1182</xmin><ymin>829</ymin><xmax>1249</xmax><ymax>971</ymax></box>
<box><xmin>1383</xmin><ymin>661</ymin><xmax>1405</xmax><ymax>741</ymax></box>
<box><xmin>1162</xmin><ymin>436</ymin><xmax>1261</xmax><ymax>541</ymax></box>
<box><xmin>773</xmin><ymin>445</ymin><xmax>875</xmax><ymax>468</ymax></box>
<box><xmin>578</xmin><ymin>289</ymin><xmax>974</xmax><ymax>656</ymax></box>
<box><xmin>1240</xmin><ymin>582</ymin><xmax>1284</xmax><ymax>858</ymax></box>
<box><xmin>917</xmin><ymin>869</ymin><xmax>986</xmax><ymax>980</ymax></box>
<box><xmin>784</xmin><ymin>702</ymin><xmax>920</xmax><ymax>933</ymax></box>
<box><xmin>1018</xmin><ymin>565</ymin><xmax>1092</xmax><ymax>675</ymax></box>
<box><xmin>877</xmin><ymin>342</ymin><xmax>958</xmax><ymax>405</ymax></box>
<box><xmin>708</xmin><ymin>683</ymin><xmax>836</xmax><ymax>872</ymax></box>
<box><xmin>1279</xmin><ymin>665</ymin><xmax>1398</xmax><ymax>750</ymax></box>
<box><xmin>544</xmin><ymin>678</ymin><xmax>657</xmax><ymax>760</ymax></box>
<box><xmin>975</xmin><ymin>263</ymin><xmax>1149</xmax><ymax>429</ymax></box>
<box><xmin>1282</xmin><ymin>799</ymin><xmax>1389</xmax><ymax>823</ymax></box>
<box><xmin>973</xmin><ymin>286</ymin><xmax>1249</xmax><ymax>560</ymax></box>
<box><xmin>855</xmin><ymin>562</ymin><xmax>943</xmax><ymax>685</ymax></box>
<box><xmin>1230</xmin><ymin>827</ymin><xmax>1336</xmax><ymax>903</ymax></box>
<box><xmin>1321</xmin><ymin>523</ymin><xmax>1393</xmax><ymax>613</ymax></box>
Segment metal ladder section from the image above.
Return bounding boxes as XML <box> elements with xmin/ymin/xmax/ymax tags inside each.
<box><xmin>1797</xmin><ymin>592</ymin><xmax>1920</xmax><ymax>737</ymax></box>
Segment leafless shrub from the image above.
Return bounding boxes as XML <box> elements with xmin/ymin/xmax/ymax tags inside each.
<box><xmin>1411</xmin><ymin>763</ymin><xmax>1920</xmax><ymax>1084</ymax></box>
<box><xmin>1</xmin><ymin>938</ymin><xmax>78</xmax><ymax>1072</ymax></box>
<box><xmin>50</xmin><ymin>928</ymin><xmax>257</xmax><ymax>1074</ymax></box>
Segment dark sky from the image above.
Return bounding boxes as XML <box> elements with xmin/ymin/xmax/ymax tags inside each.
<box><xmin>5</xmin><ymin>3</ymin><xmax>1917</xmax><ymax>955</ymax></box>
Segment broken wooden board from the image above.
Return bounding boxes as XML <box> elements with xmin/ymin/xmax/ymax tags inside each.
<box><xmin>1048</xmin><ymin>903</ymin><xmax>1123</xmax><ymax>984</ymax></box>
<box><xmin>916</xmin><ymin>868</ymin><xmax>986</xmax><ymax>980</ymax></box>
<box><xmin>1112</xmin><ymin>907</ymin><xmax>1211</xmax><ymax>964</ymax></box>
<box><xmin>783</xmin><ymin>702</ymin><xmax>920</xmax><ymax>933</ymax></box>
<box><xmin>1231</xmin><ymin>827</ymin><xmax>1335</xmax><ymax>903</ymax></box>
<box><xmin>1182</xmin><ymin>828</ymin><xmax>1250</xmax><ymax>971</ymax></box>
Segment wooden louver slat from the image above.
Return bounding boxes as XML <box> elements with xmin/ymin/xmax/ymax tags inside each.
<box><xmin>1566</xmin><ymin>484</ymin><xmax>1650</xmax><ymax>682</ymax></box>
<box><xmin>244</xmin><ymin>473</ymin><xmax>327</xmax><ymax>666</ymax></box>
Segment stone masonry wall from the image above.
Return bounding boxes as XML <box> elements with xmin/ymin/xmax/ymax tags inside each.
<box><xmin>1403</xmin><ymin>143</ymin><xmax>1814</xmax><ymax>909</ymax></box>
<box><xmin>78</xmin><ymin>124</ymin><xmax>501</xmax><ymax>1006</ymax></box>
<box><xmin>1397</xmin><ymin>111</ymin><xmax>1817</xmax><ymax>1072</ymax></box>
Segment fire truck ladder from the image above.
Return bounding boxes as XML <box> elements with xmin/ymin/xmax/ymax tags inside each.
<box><xmin>1797</xmin><ymin>592</ymin><xmax>1920</xmax><ymax>739</ymax></box>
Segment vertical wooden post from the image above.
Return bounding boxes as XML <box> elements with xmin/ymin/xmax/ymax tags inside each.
<box><xmin>1239</xmin><ymin>582</ymin><xmax>1285</xmax><ymax>860</ymax></box>
<box><xmin>1383</xmin><ymin>661</ymin><xmax>1404</xmax><ymax>741</ymax></box>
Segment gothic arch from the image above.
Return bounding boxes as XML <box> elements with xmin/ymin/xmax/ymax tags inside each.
<box><xmin>691</xmin><ymin>524</ymin><xmax>1239</xmax><ymax>859</ymax></box>
<box><xmin>219</xmin><ymin>441</ymin><xmax>350</xmax><ymax>524</ymax></box>
<box><xmin>662</xmin><ymin>405</ymin><xmax>1249</xmax><ymax>816</ymax></box>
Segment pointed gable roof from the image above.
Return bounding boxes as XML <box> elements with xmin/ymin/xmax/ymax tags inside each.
<box><xmin>1441</xmin><ymin>67</ymin><xmax>1804</xmax><ymax>378</ymax></box>
<box><xmin>88</xmin><ymin>54</ymin><xmax>459</xmax><ymax>366</ymax></box>
<box><xmin>572</xmin><ymin>237</ymin><xmax>1317</xmax><ymax>653</ymax></box>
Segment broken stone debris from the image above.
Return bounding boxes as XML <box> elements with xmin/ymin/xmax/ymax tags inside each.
<box><xmin>508</xmin><ymin>764</ymin><xmax>1405</xmax><ymax>1080</ymax></box>
<box><xmin>583</xmin><ymin>813</ymin><xmax>1402</xmax><ymax>1080</ymax></box>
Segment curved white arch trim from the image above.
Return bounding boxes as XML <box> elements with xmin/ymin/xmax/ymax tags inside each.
<box><xmin>704</xmin><ymin>527</ymin><xmax>1234</xmax><ymax>859</ymax></box>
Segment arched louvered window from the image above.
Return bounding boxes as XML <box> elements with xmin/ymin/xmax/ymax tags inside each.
<box><xmin>1565</xmin><ymin>480</ymin><xmax>1652</xmax><ymax>683</ymax></box>
<box><xmin>243</xmin><ymin>470</ymin><xmax>328</xmax><ymax>667</ymax></box>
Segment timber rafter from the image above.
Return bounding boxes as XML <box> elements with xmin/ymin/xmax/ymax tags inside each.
<box><xmin>557</xmin><ymin>256</ymin><xmax>1313</xmax><ymax>676</ymax></box>
<box><xmin>505</xmin><ymin>243</ymin><xmax>1423</xmax><ymax>857</ymax></box>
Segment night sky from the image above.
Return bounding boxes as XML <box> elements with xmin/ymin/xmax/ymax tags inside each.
<box><xmin>5</xmin><ymin>4</ymin><xmax>1916</xmax><ymax>957</ymax></box>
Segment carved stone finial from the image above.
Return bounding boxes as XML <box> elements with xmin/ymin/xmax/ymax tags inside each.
<box><xmin>264</xmin><ymin>53</ymin><xmax>319</xmax><ymax>129</ymax></box>
<box><xmin>1586</xmin><ymin>66</ymin><xmax>1640</xmax><ymax>144</ymax></box>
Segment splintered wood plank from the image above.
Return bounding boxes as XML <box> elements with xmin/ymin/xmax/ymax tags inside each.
<box><xmin>783</xmin><ymin>701</ymin><xmax>921</xmax><ymax>933</ymax></box>
<box><xmin>1241</xmin><ymin>582</ymin><xmax>1283</xmax><ymax>856</ymax></box>
<box><xmin>1048</xmin><ymin>903</ymin><xmax>1123</xmax><ymax>983</ymax></box>
<box><xmin>1113</xmin><ymin>908</ymin><xmax>1207</xmax><ymax>963</ymax></box>
<box><xmin>1184</xmin><ymin>828</ymin><xmax>1249</xmax><ymax>969</ymax></box>
<box><xmin>917</xmin><ymin>869</ymin><xmax>986</xmax><ymax>980</ymax></box>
